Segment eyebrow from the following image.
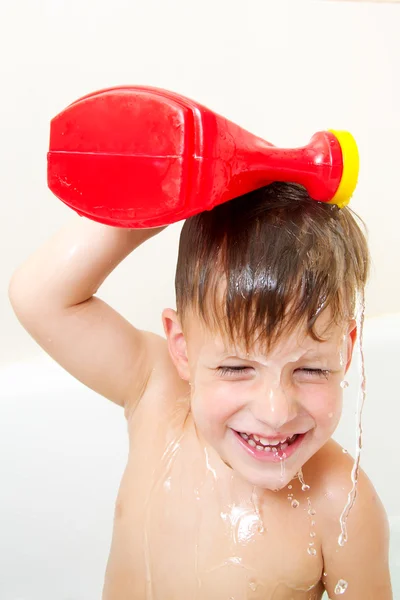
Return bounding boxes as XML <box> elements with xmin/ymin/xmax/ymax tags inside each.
<box><xmin>219</xmin><ymin>354</ymin><xmax>250</xmax><ymax>360</ymax></box>
<box><xmin>217</xmin><ymin>350</ymin><xmax>329</xmax><ymax>361</ymax></box>
<box><xmin>215</xmin><ymin>351</ymin><xmax>251</xmax><ymax>360</ymax></box>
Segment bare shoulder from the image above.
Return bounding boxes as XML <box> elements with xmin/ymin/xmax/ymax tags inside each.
<box><xmin>303</xmin><ymin>439</ymin><xmax>381</xmax><ymax>516</ymax></box>
<box><xmin>303</xmin><ymin>440</ymin><xmax>392</xmax><ymax>598</ymax></box>
<box><xmin>303</xmin><ymin>439</ymin><xmax>386</xmax><ymax>527</ymax></box>
<box><xmin>302</xmin><ymin>439</ymin><xmax>354</xmax><ymax>506</ymax></box>
<box><xmin>124</xmin><ymin>331</ymin><xmax>190</xmax><ymax>419</ymax></box>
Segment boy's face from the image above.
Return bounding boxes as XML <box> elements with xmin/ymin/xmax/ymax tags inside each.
<box><xmin>163</xmin><ymin>306</ymin><xmax>356</xmax><ymax>491</ymax></box>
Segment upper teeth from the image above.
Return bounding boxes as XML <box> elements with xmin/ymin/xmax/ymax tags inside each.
<box><xmin>240</xmin><ymin>433</ymin><xmax>293</xmax><ymax>446</ymax></box>
<box><xmin>253</xmin><ymin>435</ymin><xmax>288</xmax><ymax>446</ymax></box>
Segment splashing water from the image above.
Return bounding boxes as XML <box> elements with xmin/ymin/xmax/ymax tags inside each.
<box><xmin>334</xmin><ymin>579</ymin><xmax>348</xmax><ymax>594</ymax></box>
<box><xmin>251</xmin><ymin>487</ymin><xmax>265</xmax><ymax>534</ymax></box>
<box><xmin>339</xmin><ymin>337</ymin><xmax>345</xmax><ymax>367</ymax></box>
<box><xmin>305</xmin><ymin>496</ymin><xmax>317</xmax><ymax>558</ymax></box>
<box><xmin>279</xmin><ymin>454</ymin><xmax>286</xmax><ymax>481</ymax></box>
<box><xmin>338</xmin><ymin>293</ymin><xmax>366</xmax><ymax>546</ymax></box>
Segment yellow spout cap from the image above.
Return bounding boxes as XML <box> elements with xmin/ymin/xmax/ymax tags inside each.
<box><xmin>328</xmin><ymin>130</ymin><xmax>359</xmax><ymax>208</ymax></box>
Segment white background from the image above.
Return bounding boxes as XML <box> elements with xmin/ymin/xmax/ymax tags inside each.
<box><xmin>1</xmin><ymin>0</ymin><xmax>399</xmax><ymax>598</ymax></box>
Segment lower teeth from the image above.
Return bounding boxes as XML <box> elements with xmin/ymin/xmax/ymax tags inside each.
<box><xmin>239</xmin><ymin>432</ymin><xmax>298</xmax><ymax>452</ymax></box>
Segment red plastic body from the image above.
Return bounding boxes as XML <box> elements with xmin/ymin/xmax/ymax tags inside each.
<box><xmin>48</xmin><ymin>86</ymin><xmax>343</xmax><ymax>228</ymax></box>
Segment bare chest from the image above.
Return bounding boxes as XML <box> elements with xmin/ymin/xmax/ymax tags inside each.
<box><xmin>102</xmin><ymin>414</ymin><xmax>324</xmax><ymax>600</ymax></box>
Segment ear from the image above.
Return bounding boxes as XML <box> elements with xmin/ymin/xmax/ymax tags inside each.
<box><xmin>344</xmin><ymin>320</ymin><xmax>357</xmax><ymax>374</ymax></box>
<box><xmin>162</xmin><ymin>308</ymin><xmax>191</xmax><ymax>381</ymax></box>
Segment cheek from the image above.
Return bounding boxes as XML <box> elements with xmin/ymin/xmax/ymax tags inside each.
<box><xmin>191</xmin><ymin>382</ymin><xmax>244</xmax><ymax>425</ymax></box>
<box><xmin>300</xmin><ymin>384</ymin><xmax>342</xmax><ymax>425</ymax></box>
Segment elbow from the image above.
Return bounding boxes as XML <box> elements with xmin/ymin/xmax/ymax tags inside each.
<box><xmin>8</xmin><ymin>270</ymin><xmax>21</xmax><ymax>308</ymax></box>
<box><xmin>8</xmin><ymin>269</ymin><xmax>33</xmax><ymax>319</ymax></box>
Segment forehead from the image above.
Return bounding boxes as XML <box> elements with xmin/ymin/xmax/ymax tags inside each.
<box><xmin>184</xmin><ymin>306</ymin><xmax>345</xmax><ymax>358</ymax></box>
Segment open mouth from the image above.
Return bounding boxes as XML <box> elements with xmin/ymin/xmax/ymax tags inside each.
<box><xmin>232</xmin><ymin>430</ymin><xmax>306</xmax><ymax>462</ymax></box>
<box><xmin>237</xmin><ymin>432</ymin><xmax>298</xmax><ymax>453</ymax></box>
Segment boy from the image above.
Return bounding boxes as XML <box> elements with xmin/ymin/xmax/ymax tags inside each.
<box><xmin>9</xmin><ymin>182</ymin><xmax>392</xmax><ymax>599</ymax></box>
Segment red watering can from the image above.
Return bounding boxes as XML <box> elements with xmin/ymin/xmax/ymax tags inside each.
<box><xmin>48</xmin><ymin>85</ymin><xmax>358</xmax><ymax>228</ymax></box>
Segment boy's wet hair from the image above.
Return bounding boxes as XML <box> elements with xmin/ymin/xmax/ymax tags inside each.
<box><xmin>175</xmin><ymin>182</ymin><xmax>370</xmax><ymax>352</ymax></box>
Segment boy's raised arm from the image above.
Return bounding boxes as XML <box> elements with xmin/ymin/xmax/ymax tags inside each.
<box><xmin>8</xmin><ymin>216</ymin><xmax>167</xmax><ymax>411</ymax></box>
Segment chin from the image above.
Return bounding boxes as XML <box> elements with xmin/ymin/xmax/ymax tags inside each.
<box><xmin>243</xmin><ymin>467</ymin><xmax>298</xmax><ymax>491</ymax></box>
<box><xmin>220</xmin><ymin>451</ymin><xmax>298</xmax><ymax>491</ymax></box>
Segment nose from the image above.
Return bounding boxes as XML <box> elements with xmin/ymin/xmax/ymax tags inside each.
<box><xmin>250</xmin><ymin>381</ymin><xmax>297</xmax><ymax>431</ymax></box>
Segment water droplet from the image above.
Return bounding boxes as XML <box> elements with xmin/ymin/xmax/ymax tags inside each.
<box><xmin>323</xmin><ymin>571</ymin><xmax>327</xmax><ymax>577</ymax></box>
<box><xmin>297</xmin><ymin>468</ymin><xmax>311</xmax><ymax>493</ymax></box>
<box><xmin>249</xmin><ymin>581</ymin><xmax>258</xmax><ymax>591</ymax></box>
<box><xmin>342</xmin><ymin>448</ymin><xmax>348</xmax><ymax>454</ymax></box>
<box><xmin>307</xmin><ymin>547</ymin><xmax>317</xmax><ymax>556</ymax></box>
<box><xmin>308</xmin><ymin>508</ymin><xmax>316</xmax><ymax>516</ymax></box>
<box><xmin>311</xmin><ymin>520</ymin><xmax>316</xmax><ymax>526</ymax></box>
<box><xmin>291</xmin><ymin>499</ymin><xmax>300</xmax><ymax>508</ymax></box>
<box><xmin>310</xmin><ymin>531</ymin><xmax>316</xmax><ymax>537</ymax></box>
<box><xmin>288</xmin><ymin>484</ymin><xmax>292</xmax><ymax>490</ymax></box>
<box><xmin>340</xmin><ymin>380</ymin><xmax>349</xmax><ymax>389</ymax></box>
<box><xmin>334</xmin><ymin>579</ymin><xmax>348</xmax><ymax>594</ymax></box>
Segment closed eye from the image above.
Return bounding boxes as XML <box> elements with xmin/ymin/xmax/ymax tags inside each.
<box><xmin>216</xmin><ymin>366</ymin><xmax>331</xmax><ymax>380</ymax></box>
<box><xmin>297</xmin><ymin>368</ymin><xmax>330</xmax><ymax>380</ymax></box>
<box><xmin>216</xmin><ymin>366</ymin><xmax>252</xmax><ymax>377</ymax></box>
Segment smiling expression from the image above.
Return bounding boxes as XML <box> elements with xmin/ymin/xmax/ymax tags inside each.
<box><xmin>164</xmin><ymin>306</ymin><xmax>355</xmax><ymax>491</ymax></box>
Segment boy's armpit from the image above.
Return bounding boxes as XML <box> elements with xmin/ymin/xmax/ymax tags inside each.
<box><xmin>123</xmin><ymin>332</ymin><xmax>189</xmax><ymax>421</ymax></box>
<box><xmin>319</xmin><ymin>451</ymin><xmax>392</xmax><ymax>599</ymax></box>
